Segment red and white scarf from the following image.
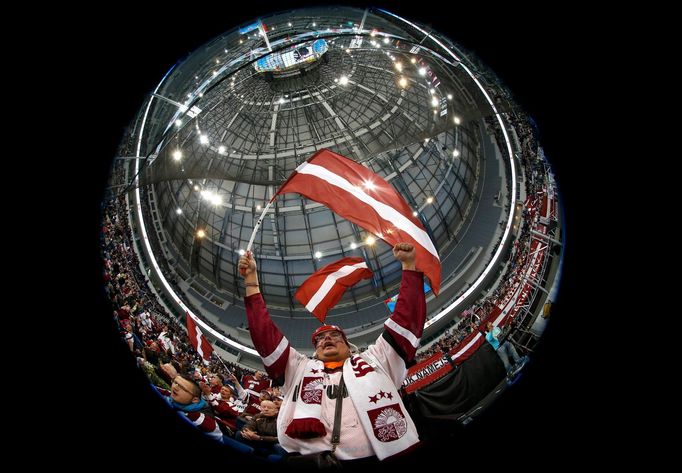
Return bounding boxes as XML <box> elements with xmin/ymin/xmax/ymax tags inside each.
<box><xmin>285</xmin><ymin>356</ymin><xmax>419</xmax><ymax>460</ymax></box>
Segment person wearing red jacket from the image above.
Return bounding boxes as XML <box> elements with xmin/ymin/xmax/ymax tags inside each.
<box><xmin>238</xmin><ymin>243</ymin><xmax>426</xmax><ymax>462</ymax></box>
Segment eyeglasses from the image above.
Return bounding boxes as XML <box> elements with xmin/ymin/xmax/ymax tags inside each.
<box><xmin>314</xmin><ymin>331</ymin><xmax>344</xmax><ymax>346</ymax></box>
<box><xmin>172</xmin><ymin>378</ymin><xmax>196</xmax><ymax>396</ymax></box>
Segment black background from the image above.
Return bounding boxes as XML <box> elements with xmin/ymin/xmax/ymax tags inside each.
<box><xmin>71</xmin><ymin>1</ymin><xmax>604</xmax><ymax>467</ymax></box>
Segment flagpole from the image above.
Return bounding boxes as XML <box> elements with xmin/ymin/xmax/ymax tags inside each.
<box><xmin>215</xmin><ymin>354</ymin><xmax>233</xmax><ymax>375</ymax></box>
<box><xmin>245</xmin><ymin>199</ymin><xmax>275</xmax><ymax>253</ymax></box>
<box><xmin>240</xmin><ymin>199</ymin><xmax>275</xmax><ymax>276</ymax></box>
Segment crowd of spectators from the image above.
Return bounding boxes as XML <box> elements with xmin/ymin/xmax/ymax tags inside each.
<box><xmin>102</xmin><ymin>156</ymin><xmax>287</xmax><ymax>456</ymax></box>
<box><xmin>416</xmin><ymin>109</ymin><xmax>553</xmax><ymax>363</ymax></box>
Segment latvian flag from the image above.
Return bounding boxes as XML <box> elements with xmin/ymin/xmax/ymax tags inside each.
<box><xmin>295</xmin><ymin>257</ymin><xmax>373</xmax><ymax>323</ymax></box>
<box><xmin>274</xmin><ymin>149</ymin><xmax>441</xmax><ymax>294</ymax></box>
<box><xmin>186</xmin><ymin>312</ymin><xmax>214</xmax><ymax>364</ymax></box>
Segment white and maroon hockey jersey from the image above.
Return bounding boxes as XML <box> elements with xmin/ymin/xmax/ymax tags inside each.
<box><xmin>244</xmin><ymin>270</ymin><xmax>426</xmax><ymax>460</ymax></box>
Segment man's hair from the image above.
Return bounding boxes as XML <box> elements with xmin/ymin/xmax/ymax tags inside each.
<box><xmin>176</xmin><ymin>373</ymin><xmax>201</xmax><ymax>397</ymax></box>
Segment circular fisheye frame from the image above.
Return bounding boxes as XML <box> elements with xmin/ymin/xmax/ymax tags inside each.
<box><xmin>101</xmin><ymin>6</ymin><xmax>563</xmax><ymax>464</ymax></box>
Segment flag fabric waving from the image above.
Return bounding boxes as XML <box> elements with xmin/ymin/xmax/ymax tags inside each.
<box><xmin>295</xmin><ymin>256</ymin><xmax>373</xmax><ymax>322</ymax></box>
<box><xmin>274</xmin><ymin>149</ymin><xmax>441</xmax><ymax>294</ymax></box>
<box><xmin>186</xmin><ymin>313</ymin><xmax>214</xmax><ymax>364</ymax></box>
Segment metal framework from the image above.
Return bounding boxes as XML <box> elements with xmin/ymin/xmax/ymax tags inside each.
<box><xmin>117</xmin><ymin>7</ymin><xmax>534</xmax><ymax>345</ymax></box>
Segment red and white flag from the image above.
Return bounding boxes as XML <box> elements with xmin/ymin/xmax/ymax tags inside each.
<box><xmin>186</xmin><ymin>313</ymin><xmax>214</xmax><ymax>364</ymax></box>
<box><xmin>274</xmin><ymin>149</ymin><xmax>441</xmax><ymax>294</ymax></box>
<box><xmin>295</xmin><ymin>257</ymin><xmax>373</xmax><ymax>323</ymax></box>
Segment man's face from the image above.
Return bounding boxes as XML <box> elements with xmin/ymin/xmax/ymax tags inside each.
<box><xmin>199</xmin><ymin>381</ymin><xmax>211</xmax><ymax>395</ymax></box>
<box><xmin>220</xmin><ymin>386</ymin><xmax>233</xmax><ymax>399</ymax></box>
<box><xmin>260</xmin><ymin>401</ymin><xmax>279</xmax><ymax>417</ymax></box>
<box><xmin>171</xmin><ymin>377</ymin><xmax>198</xmax><ymax>405</ymax></box>
<box><xmin>314</xmin><ymin>330</ymin><xmax>350</xmax><ymax>362</ymax></box>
